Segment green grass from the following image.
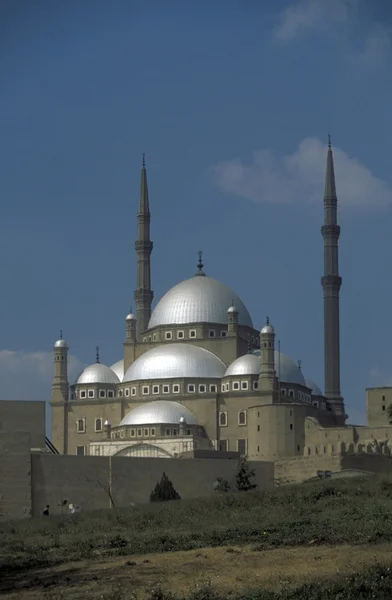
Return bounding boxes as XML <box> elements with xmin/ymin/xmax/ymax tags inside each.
<box><xmin>2</xmin><ymin>474</ymin><xmax>392</xmax><ymax>581</ymax></box>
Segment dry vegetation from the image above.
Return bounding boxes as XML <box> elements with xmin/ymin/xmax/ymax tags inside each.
<box><xmin>2</xmin><ymin>475</ymin><xmax>392</xmax><ymax>599</ymax></box>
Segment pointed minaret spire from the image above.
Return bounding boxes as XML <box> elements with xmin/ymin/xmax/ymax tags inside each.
<box><xmin>321</xmin><ymin>135</ymin><xmax>345</xmax><ymax>424</ymax></box>
<box><xmin>134</xmin><ymin>153</ymin><xmax>154</xmax><ymax>340</ymax></box>
<box><xmin>195</xmin><ymin>250</ymin><xmax>206</xmax><ymax>276</ymax></box>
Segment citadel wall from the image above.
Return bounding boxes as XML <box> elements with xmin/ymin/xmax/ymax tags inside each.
<box><xmin>0</xmin><ymin>432</ymin><xmax>32</xmax><ymax>521</ymax></box>
<box><xmin>0</xmin><ymin>400</ymin><xmax>46</xmax><ymax>448</ymax></box>
<box><xmin>30</xmin><ymin>454</ymin><xmax>274</xmax><ymax>516</ymax></box>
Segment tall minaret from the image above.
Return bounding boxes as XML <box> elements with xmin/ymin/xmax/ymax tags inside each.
<box><xmin>258</xmin><ymin>317</ymin><xmax>278</xmax><ymax>396</ymax></box>
<box><xmin>321</xmin><ymin>135</ymin><xmax>345</xmax><ymax>423</ymax></box>
<box><xmin>134</xmin><ymin>153</ymin><xmax>153</xmax><ymax>339</ymax></box>
<box><xmin>51</xmin><ymin>331</ymin><xmax>69</xmax><ymax>402</ymax></box>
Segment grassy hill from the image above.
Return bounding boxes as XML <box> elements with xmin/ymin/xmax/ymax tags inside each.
<box><xmin>2</xmin><ymin>474</ymin><xmax>392</xmax><ymax>598</ymax></box>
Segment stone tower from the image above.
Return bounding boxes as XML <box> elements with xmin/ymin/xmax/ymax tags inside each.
<box><xmin>134</xmin><ymin>154</ymin><xmax>154</xmax><ymax>340</ymax></box>
<box><xmin>321</xmin><ymin>136</ymin><xmax>345</xmax><ymax>423</ymax></box>
<box><xmin>258</xmin><ymin>317</ymin><xmax>278</xmax><ymax>397</ymax></box>
<box><xmin>51</xmin><ymin>333</ymin><xmax>69</xmax><ymax>402</ymax></box>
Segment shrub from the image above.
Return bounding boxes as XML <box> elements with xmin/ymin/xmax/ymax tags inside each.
<box><xmin>235</xmin><ymin>458</ymin><xmax>257</xmax><ymax>492</ymax></box>
<box><xmin>150</xmin><ymin>472</ymin><xmax>181</xmax><ymax>502</ymax></box>
<box><xmin>213</xmin><ymin>477</ymin><xmax>231</xmax><ymax>493</ymax></box>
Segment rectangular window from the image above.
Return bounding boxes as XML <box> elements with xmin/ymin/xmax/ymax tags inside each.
<box><xmin>199</xmin><ymin>384</ymin><xmax>206</xmax><ymax>393</ymax></box>
<box><xmin>76</xmin><ymin>446</ymin><xmax>85</xmax><ymax>456</ymax></box>
<box><xmin>150</xmin><ymin>428</ymin><xmax>156</xmax><ymax>436</ymax></box>
<box><xmin>188</xmin><ymin>384</ymin><xmax>195</xmax><ymax>393</ymax></box>
<box><xmin>137</xmin><ymin>428</ymin><xmax>142</xmax><ymax>437</ymax></box>
<box><xmin>152</xmin><ymin>385</ymin><xmax>159</xmax><ymax>394</ymax></box>
<box><xmin>383</xmin><ymin>405</ymin><xmax>386</xmax><ymax>411</ymax></box>
<box><xmin>290</xmin><ymin>424</ymin><xmax>293</xmax><ymax>430</ymax></box>
<box><xmin>297</xmin><ymin>445</ymin><xmax>300</xmax><ymax>452</ymax></box>
<box><xmin>152</xmin><ymin>333</ymin><xmax>157</xmax><ymax>341</ymax></box>
<box><xmin>77</xmin><ymin>418</ymin><xmax>85</xmax><ymax>433</ymax></box>
<box><xmin>163</xmin><ymin>385</ymin><xmax>170</xmax><ymax>394</ymax></box>
<box><xmin>219</xmin><ymin>412</ymin><xmax>227</xmax><ymax>427</ymax></box>
<box><xmin>142</xmin><ymin>386</ymin><xmax>149</xmax><ymax>395</ymax></box>
<box><xmin>219</xmin><ymin>439</ymin><xmax>228</xmax><ymax>452</ymax></box>
<box><xmin>233</xmin><ymin>381</ymin><xmax>240</xmax><ymax>390</ymax></box>
<box><xmin>165</xmin><ymin>331</ymin><xmax>172</xmax><ymax>340</ymax></box>
<box><xmin>238</xmin><ymin>411</ymin><xmax>246</xmax><ymax>426</ymax></box>
<box><xmin>95</xmin><ymin>418</ymin><xmax>102</xmax><ymax>432</ymax></box>
<box><xmin>189</xmin><ymin>329</ymin><xmax>196</xmax><ymax>338</ymax></box>
<box><xmin>166</xmin><ymin>428</ymin><xmax>171</xmax><ymax>436</ymax></box>
<box><xmin>173</xmin><ymin>429</ymin><xmax>177</xmax><ymax>436</ymax></box>
<box><xmin>210</xmin><ymin>384</ymin><xmax>217</xmax><ymax>393</ymax></box>
<box><xmin>131</xmin><ymin>387</ymin><xmax>136</xmax><ymax>396</ymax></box>
<box><xmin>241</xmin><ymin>381</ymin><xmax>248</xmax><ymax>390</ymax></box>
<box><xmin>108</xmin><ymin>390</ymin><xmax>114</xmax><ymax>398</ymax></box>
<box><xmin>221</xmin><ymin>384</ymin><xmax>226</xmax><ymax>392</ymax></box>
<box><xmin>130</xmin><ymin>429</ymin><xmax>135</xmax><ymax>437</ymax></box>
<box><xmin>80</xmin><ymin>390</ymin><xmax>86</xmax><ymax>399</ymax></box>
<box><xmin>382</xmin><ymin>395</ymin><xmax>386</xmax><ymax>401</ymax></box>
<box><xmin>221</xmin><ymin>331</ymin><xmax>227</xmax><ymax>337</ymax></box>
<box><xmin>238</xmin><ymin>439</ymin><xmax>247</xmax><ymax>456</ymax></box>
<box><xmin>257</xmin><ymin>425</ymin><xmax>260</xmax><ymax>431</ymax></box>
<box><xmin>99</xmin><ymin>390</ymin><xmax>106</xmax><ymax>398</ymax></box>
<box><xmin>144</xmin><ymin>428</ymin><xmax>149</xmax><ymax>436</ymax></box>
<box><xmin>173</xmin><ymin>384</ymin><xmax>180</xmax><ymax>393</ymax></box>
<box><xmin>253</xmin><ymin>381</ymin><xmax>259</xmax><ymax>390</ymax></box>
<box><xmin>290</xmin><ymin>410</ymin><xmax>292</xmax><ymax>416</ymax></box>
<box><xmin>208</xmin><ymin>330</ymin><xmax>216</xmax><ymax>338</ymax></box>
<box><xmin>88</xmin><ymin>390</ymin><xmax>95</xmax><ymax>398</ymax></box>
<box><xmin>177</xmin><ymin>330</ymin><xmax>184</xmax><ymax>339</ymax></box>
<box><xmin>125</xmin><ymin>388</ymin><xmax>130</xmax><ymax>397</ymax></box>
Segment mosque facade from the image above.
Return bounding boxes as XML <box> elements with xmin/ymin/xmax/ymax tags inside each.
<box><xmin>50</xmin><ymin>143</ymin><xmax>392</xmax><ymax>465</ymax></box>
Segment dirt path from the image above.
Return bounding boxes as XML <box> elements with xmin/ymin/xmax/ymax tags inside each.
<box><xmin>1</xmin><ymin>543</ymin><xmax>391</xmax><ymax>599</ymax></box>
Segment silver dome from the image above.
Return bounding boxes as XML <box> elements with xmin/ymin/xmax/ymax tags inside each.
<box><xmin>305</xmin><ymin>378</ymin><xmax>323</xmax><ymax>396</ymax></box>
<box><xmin>110</xmin><ymin>359</ymin><xmax>124</xmax><ymax>382</ymax></box>
<box><xmin>226</xmin><ymin>351</ymin><xmax>307</xmax><ymax>387</ymax></box>
<box><xmin>123</xmin><ymin>343</ymin><xmax>226</xmax><ymax>382</ymax></box>
<box><xmin>261</xmin><ymin>324</ymin><xmax>274</xmax><ymax>334</ymax></box>
<box><xmin>76</xmin><ymin>363</ymin><xmax>120</xmax><ymax>385</ymax></box>
<box><xmin>54</xmin><ymin>339</ymin><xmax>67</xmax><ymax>348</ymax></box>
<box><xmin>120</xmin><ymin>400</ymin><xmax>199</xmax><ymax>426</ymax></box>
<box><xmin>126</xmin><ymin>313</ymin><xmax>136</xmax><ymax>321</ymax></box>
<box><xmin>227</xmin><ymin>305</ymin><xmax>238</xmax><ymax>314</ymax></box>
<box><xmin>148</xmin><ymin>276</ymin><xmax>253</xmax><ymax>328</ymax></box>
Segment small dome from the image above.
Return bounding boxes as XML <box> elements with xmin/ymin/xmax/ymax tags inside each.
<box><xmin>123</xmin><ymin>343</ymin><xmax>226</xmax><ymax>382</ymax></box>
<box><xmin>110</xmin><ymin>359</ymin><xmax>124</xmax><ymax>382</ymax></box>
<box><xmin>227</xmin><ymin>305</ymin><xmax>238</xmax><ymax>314</ymax></box>
<box><xmin>76</xmin><ymin>363</ymin><xmax>120</xmax><ymax>385</ymax></box>
<box><xmin>54</xmin><ymin>339</ymin><xmax>67</xmax><ymax>348</ymax></box>
<box><xmin>226</xmin><ymin>351</ymin><xmax>307</xmax><ymax>387</ymax></box>
<box><xmin>120</xmin><ymin>401</ymin><xmax>199</xmax><ymax>426</ymax></box>
<box><xmin>126</xmin><ymin>313</ymin><xmax>136</xmax><ymax>321</ymax></box>
<box><xmin>261</xmin><ymin>324</ymin><xmax>274</xmax><ymax>334</ymax></box>
<box><xmin>148</xmin><ymin>275</ymin><xmax>253</xmax><ymax>328</ymax></box>
<box><xmin>305</xmin><ymin>378</ymin><xmax>323</xmax><ymax>396</ymax></box>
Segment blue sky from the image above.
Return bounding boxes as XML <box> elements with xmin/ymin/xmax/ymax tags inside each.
<box><xmin>1</xmin><ymin>0</ymin><xmax>392</xmax><ymax>426</ymax></box>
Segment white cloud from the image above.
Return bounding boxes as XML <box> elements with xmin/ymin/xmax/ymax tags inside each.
<box><xmin>210</xmin><ymin>137</ymin><xmax>392</xmax><ymax>208</ymax></box>
<box><xmin>274</xmin><ymin>0</ymin><xmax>357</xmax><ymax>42</ymax></box>
<box><xmin>0</xmin><ymin>349</ymin><xmax>84</xmax><ymax>401</ymax></box>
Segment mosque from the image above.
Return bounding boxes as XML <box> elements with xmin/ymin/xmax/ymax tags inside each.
<box><xmin>50</xmin><ymin>143</ymin><xmax>392</xmax><ymax>465</ymax></box>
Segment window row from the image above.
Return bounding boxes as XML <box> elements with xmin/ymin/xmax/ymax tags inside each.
<box><xmin>218</xmin><ymin>438</ymin><xmax>247</xmax><ymax>455</ymax></box>
<box><xmin>111</xmin><ymin>426</ymin><xmax>199</xmax><ymax>440</ymax></box>
<box><xmin>219</xmin><ymin>410</ymin><xmax>247</xmax><ymax>427</ymax></box>
<box><xmin>281</xmin><ymin>388</ymin><xmax>311</xmax><ymax>402</ymax></box>
<box><xmin>221</xmin><ymin>381</ymin><xmax>259</xmax><ymax>392</ymax></box>
<box><xmin>143</xmin><ymin>329</ymin><xmax>229</xmax><ymax>342</ymax></box>
<box><xmin>76</xmin><ymin>389</ymin><xmax>115</xmax><ymax>400</ymax></box>
<box><xmin>76</xmin><ymin>417</ymin><xmax>105</xmax><ymax>433</ymax></box>
<box><xmin>119</xmin><ymin>383</ymin><xmax>218</xmax><ymax>397</ymax></box>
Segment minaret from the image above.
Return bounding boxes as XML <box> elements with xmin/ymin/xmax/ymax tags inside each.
<box><xmin>321</xmin><ymin>135</ymin><xmax>345</xmax><ymax>423</ymax></box>
<box><xmin>258</xmin><ymin>317</ymin><xmax>278</xmax><ymax>396</ymax></box>
<box><xmin>51</xmin><ymin>331</ymin><xmax>69</xmax><ymax>402</ymax></box>
<box><xmin>134</xmin><ymin>153</ymin><xmax>153</xmax><ymax>340</ymax></box>
<box><xmin>125</xmin><ymin>307</ymin><xmax>137</xmax><ymax>343</ymax></box>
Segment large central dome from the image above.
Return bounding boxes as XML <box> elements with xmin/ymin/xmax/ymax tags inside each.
<box><xmin>148</xmin><ymin>275</ymin><xmax>253</xmax><ymax>328</ymax></box>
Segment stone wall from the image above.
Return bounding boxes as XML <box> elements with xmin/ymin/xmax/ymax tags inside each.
<box><xmin>0</xmin><ymin>432</ymin><xmax>32</xmax><ymax>521</ymax></box>
<box><xmin>31</xmin><ymin>454</ymin><xmax>274</xmax><ymax>517</ymax></box>
<box><xmin>0</xmin><ymin>400</ymin><xmax>46</xmax><ymax>449</ymax></box>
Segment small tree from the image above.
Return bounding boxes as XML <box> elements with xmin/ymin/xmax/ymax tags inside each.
<box><xmin>150</xmin><ymin>472</ymin><xmax>181</xmax><ymax>502</ymax></box>
<box><xmin>235</xmin><ymin>457</ymin><xmax>257</xmax><ymax>492</ymax></box>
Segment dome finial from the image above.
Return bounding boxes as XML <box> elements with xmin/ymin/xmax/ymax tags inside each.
<box><xmin>60</xmin><ymin>329</ymin><xmax>63</xmax><ymax>340</ymax></box>
<box><xmin>142</xmin><ymin>152</ymin><xmax>146</xmax><ymax>167</ymax></box>
<box><xmin>266</xmin><ymin>316</ymin><xmax>270</xmax><ymax>325</ymax></box>
<box><xmin>328</xmin><ymin>133</ymin><xmax>332</xmax><ymax>150</ymax></box>
<box><xmin>96</xmin><ymin>346</ymin><xmax>100</xmax><ymax>364</ymax></box>
<box><xmin>195</xmin><ymin>250</ymin><xmax>205</xmax><ymax>276</ymax></box>
<box><xmin>297</xmin><ymin>359</ymin><xmax>302</xmax><ymax>371</ymax></box>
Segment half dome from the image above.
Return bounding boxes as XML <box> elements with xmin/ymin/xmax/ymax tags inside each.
<box><xmin>225</xmin><ymin>351</ymin><xmax>307</xmax><ymax>387</ymax></box>
<box><xmin>148</xmin><ymin>276</ymin><xmax>253</xmax><ymax>328</ymax></box>
<box><xmin>120</xmin><ymin>400</ymin><xmax>199</xmax><ymax>426</ymax></box>
<box><xmin>110</xmin><ymin>359</ymin><xmax>124</xmax><ymax>382</ymax></box>
<box><xmin>305</xmin><ymin>378</ymin><xmax>323</xmax><ymax>396</ymax></box>
<box><xmin>76</xmin><ymin>363</ymin><xmax>120</xmax><ymax>385</ymax></box>
<box><xmin>123</xmin><ymin>343</ymin><xmax>226</xmax><ymax>382</ymax></box>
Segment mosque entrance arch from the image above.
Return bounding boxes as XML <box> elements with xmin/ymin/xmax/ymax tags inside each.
<box><xmin>114</xmin><ymin>443</ymin><xmax>172</xmax><ymax>458</ymax></box>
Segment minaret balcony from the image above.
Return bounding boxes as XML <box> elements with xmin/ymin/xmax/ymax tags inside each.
<box><xmin>321</xmin><ymin>224</ymin><xmax>340</xmax><ymax>237</ymax></box>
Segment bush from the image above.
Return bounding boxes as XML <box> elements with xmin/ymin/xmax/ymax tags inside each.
<box><xmin>235</xmin><ymin>458</ymin><xmax>257</xmax><ymax>492</ymax></box>
<box><xmin>150</xmin><ymin>472</ymin><xmax>181</xmax><ymax>502</ymax></box>
<box><xmin>213</xmin><ymin>477</ymin><xmax>231</xmax><ymax>493</ymax></box>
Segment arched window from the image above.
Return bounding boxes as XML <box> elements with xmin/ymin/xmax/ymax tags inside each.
<box><xmin>238</xmin><ymin>411</ymin><xmax>246</xmax><ymax>425</ymax></box>
<box><xmin>219</xmin><ymin>412</ymin><xmax>227</xmax><ymax>427</ymax></box>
